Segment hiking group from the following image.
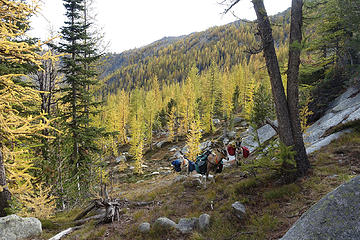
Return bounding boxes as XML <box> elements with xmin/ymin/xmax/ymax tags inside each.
<box><xmin>171</xmin><ymin>138</ymin><xmax>250</xmax><ymax>178</ymax></box>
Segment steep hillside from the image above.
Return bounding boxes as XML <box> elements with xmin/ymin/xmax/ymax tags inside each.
<box><xmin>101</xmin><ymin>10</ymin><xmax>291</xmax><ymax>93</ymax></box>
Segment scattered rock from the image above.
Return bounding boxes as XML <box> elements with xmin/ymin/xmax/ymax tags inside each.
<box><xmin>160</xmin><ymin>170</ymin><xmax>172</xmax><ymax>175</ymax></box>
<box><xmin>138</xmin><ymin>222</ymin><xmax>150</xmax><ymax>233</ymax></box>
<box><xmin>176</xmin><ymin>218</ymin><xmax>199</xmax><ymax>234</ymax></box>
<box><xmin>199</xmin><ymin>214</ymin><xmax>211</xmax><ymax>230</ymax></box>
<box><xmin>181</xmin><ymin>146</ymin><xmax>189</xmax><ymax>155</ymax></box>
<box><xmin>170</xmin><ymin>147</ymin><xmax>177</xmax><ymax>152</ymax></box>
<box><xmin>281</xmin><ymin>176</ymin><xmax>360</xmax><ymax>240</ymax></box>
<box><xmin>174</xmin><ymin>175</ymin><xmax>187</xmax><ymax>183</ymax></box>
<box><xmin>228</xmin><ymin>131</ymin><xmax>237</xmax><ymax>139</ymax></box>
<box><xmin>233</xmin><ymin>117</ymin><xmax>244</xmax><ymax>125</ymax></box>
<box><xmin>213</xmin><ymin>119</ymin><xmax>221</xmax><ymax>125</ymax></box>
<box><xmin>156</xmin><ymin>140</ymin><xmax>167</xmax><ymax>148</ymax></box>
<box><xmin>200</xmin><ymin>140</ymin><xmax>212</xmax><ymax>150</ymax></box>
<box><xmin>154</xmin><ymin>217</ymin><xmax>176</xmax><ymax>230</ymax></box>
<box><xmin>0</xmin><ymin>214</ymin><xmax>42</xmax><ymax>240</ymax></box>
<box><xmin>183</xmin><ymin>178</ymin><xmax>202</xmax><ymax>188</ymax></box>
<box><xmin>159</xmin><ymin>167</ymin><xmax>171</xmax><ymax>170</ymax></box>
<box><xmin>115</xmin><ymin>155</ymin><xmax>126</xmax><ymax>163</ymax></box>
<box><xmin>232</xmin><ymin>201</ymin><xmax>246</xmax><ymax>220</ymax></box>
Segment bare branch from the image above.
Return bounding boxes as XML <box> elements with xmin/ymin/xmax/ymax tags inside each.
<box><xmin>223</xmin><ymin>0</ymin><xmax>242</xmax><ymax>15</ymax></box>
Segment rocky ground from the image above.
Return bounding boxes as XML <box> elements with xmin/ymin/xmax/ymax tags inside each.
<box><xmin>36</xmin><ymin>120</ymin><xmax>360</xmax><ymax>240</ymax></box>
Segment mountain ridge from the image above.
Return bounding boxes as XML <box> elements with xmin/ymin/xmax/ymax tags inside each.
<box><xmin>101</xmin><ymin>9</ymin><xmax>290</xmax><ymax>93</ymax></box>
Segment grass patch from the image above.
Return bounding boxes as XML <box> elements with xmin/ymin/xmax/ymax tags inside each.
<box><xmin>263</xmin><ymin>184</ymin><xmax>300</xmax><ymax>201</ymax></box>
<box><xmin>233</xmin><ymin>177</ymin><xmax>260</xmax><ymax>195</ymax></box>
<box><xmin>249</xmin><ymin>213</ymin><xmax>278</xmax><ymax>239</ymax></box>
<box><xmin>40</xmin><ymin>219</ymin><xmax>59</xmax><ymax>230</ymax></box>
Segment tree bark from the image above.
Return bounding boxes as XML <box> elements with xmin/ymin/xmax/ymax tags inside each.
<box><xmin>0</xmin><ymin>149</ymin><xmax>11</xmax><ymax>217</ymax></box>
<box><xmin>286</xmin><ymin>0</ymin><xmax>310</xmax><ymax>176</ymax></box>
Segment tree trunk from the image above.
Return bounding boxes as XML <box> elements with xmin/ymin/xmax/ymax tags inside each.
<box><xmin>0</xmin><ymin>149</ymin><xmax>11</xmax><ymax>217</ymax></box>
<box><xmin>252</xmin><ymin>0</ymin><xmax>294</xmax><ymax>147</ymax></box>
<box><xmin>286</xmin><ymin>0</ymin><xmax>310</xmax><ymax>176</ymax></box>
<box><xmin>252</xmin><ymin>0</ymin><xmax>309</xmax><ymax>179</ymax></box>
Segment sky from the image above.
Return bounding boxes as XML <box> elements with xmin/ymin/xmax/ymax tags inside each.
<box><xmin>29</xmin><ymin>0</ymin><xmax>291</xmax><ymax>53</ymax></box>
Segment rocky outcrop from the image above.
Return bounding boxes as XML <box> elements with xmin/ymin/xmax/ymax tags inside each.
<box><xmin>304</xmin><ymin>87</ymin><xmax>360</xmax><ymax>154</ymax></box>
<box><xmin>281</xmin><ymin>176</ymin><xmax>360</xmax><ymax>240</ymax></box>
<box><xmin>0</xmin><ymin>214</ymin><xmax>42</xmax><ymax>240</ymax></box>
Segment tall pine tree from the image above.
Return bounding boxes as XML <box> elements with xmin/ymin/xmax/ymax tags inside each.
<box><xmin>57</xmin><ymin>0</ymin><xmax>101</xmax><ymax>201</ymax></box>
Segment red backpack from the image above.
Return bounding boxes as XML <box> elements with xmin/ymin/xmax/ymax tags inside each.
<box><xmin>227</xmin><ymin>145</ymin><xmax>236</xmax><ymax>156</ymax></box>
<box><xmin>241</xmin><ymin>146</ymin><xmax>250</xmax><ymax>158</ymax></box>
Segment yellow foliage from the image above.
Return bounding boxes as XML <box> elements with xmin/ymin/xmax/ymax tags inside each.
<box><xmin>186</xmin><ymin>118</ymin><xmax>202</xmax><ymax>162</ymax></box>
<box><xmin>0</xmin><ymin>0</ymin><xmax>60</xmax><ymax>213</ymax></box>
<box><xmin>244</xmin><ymin>77</ymin><xmax>257</xmax><ymax>120</ymax></box>
<box><xmin>3</xmin><ymin>148</ymin><xmax>36</xmax><ymax>196</ymax></box>
<box><xmin>18</xmin><ymin>183</ymin><xmax>57</xmax><ymax>219</ymax></box>
<box><xmin>167</xmin><ymin>106</ymin><xmax>176</xmax><ymax>142</ymax></box>
<box><xmin>300</xmin><ymin>95</ymin><xmax>313</xmax><ymax>132</ymax></box>
<box><xmin>129</xmin><ymin>108</ymin><xmax>144</xmax><ymax>174</ymax></box>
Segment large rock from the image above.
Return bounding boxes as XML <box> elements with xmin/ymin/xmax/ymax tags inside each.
<box><xmin>232</xmin><ymin>201</ymin><xmax>246</xmax><ymax>220</ymax></box>
<box><xmin>241</xmin><ymin>122</ymin><xmax>277</xmax><ymax>153</ymax></box>
<box><xmin>199</xmin><ymin>214</ymin><xmax>211</xmax><ymax>230</ymax></box>
<box><xmin>153</xmin><ymin>217</ymin><xmax>176</xmax><ymax>230</ymax></box>
<box><xmin>281</xmin><ymin>176</ymin><xmax>360</xmax><ymax>240</ymax></box>
<box><xmin>306</xmin><ymin>129</ymin><xmax>352</xmax><ymax>154</ymax></box>
<box><xmin>176</xmin><ymin>217</ymin><xmax>199</xmax><ymax>234</ymax></box>
<box><xmin>0</xmin><ymin>214</ymin><xmax>42</xmax><ymax>240</ymax></box>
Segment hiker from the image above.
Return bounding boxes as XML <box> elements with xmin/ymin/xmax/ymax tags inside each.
<box><xmin>234</xmin><ymin>138</ymin><xmax>250</xmax><ymax>165</ymax></box>
<box><xmin>226</xmin><ymin>140</ymin><xmax>237</xmax><ymax>164</ymax></box>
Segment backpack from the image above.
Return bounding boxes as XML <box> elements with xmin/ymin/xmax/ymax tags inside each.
<box><xmin>227</xmin><ymin>145</ymin><xmax>236</xmax><ymax>156</ymax></box>
<box><xmin>241</xmin><ymin>146</ymin><xmax>250</xmax><ymax>158</ymax></box>
<box><xmin>195</xmin><ymin>150</ymin><xmax>211</xmax><ymax>174</ymax></box>
<box><xmin>188</xmin><ymin>160</ymin><xmax>196</xmax><ymax>172</ymax></box>
<box><xmin>171</xmin><ymin>159</ymin><xmax>182</xmax><ymax>172</ymax></box>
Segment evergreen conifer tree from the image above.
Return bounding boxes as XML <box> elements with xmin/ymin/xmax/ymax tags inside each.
<box><xmin>57</xmin><ymin>0</ymin><xmax>102</xmax><ymax>200</ymax></box>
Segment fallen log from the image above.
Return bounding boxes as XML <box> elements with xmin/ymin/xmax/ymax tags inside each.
<box><xmin>74</xmin><ymin>198</ymin><xmax>161</xmax><ymax>225</ymax></box>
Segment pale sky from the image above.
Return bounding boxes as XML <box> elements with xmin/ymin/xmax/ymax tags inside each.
<box><xmin>29</xmin><ymin>0</ymin><xmax>291</xmax><ymax>53</ymax></box>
